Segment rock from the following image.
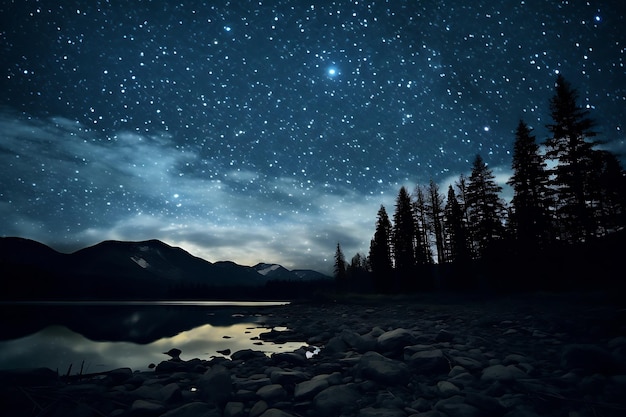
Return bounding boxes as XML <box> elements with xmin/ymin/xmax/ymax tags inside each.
<box><xmin>313</xmin><ymin>384</ymin><xmax>361</xmax><ymax>415</ymax></box>
<box><xmin>452</xmin><ymin>356</ymin><xmax>483</xmax><ymax>371</ymax></box>
<box><xmin>270</xmin><ymin>370</ymin><xmax>309</xmax><ymax>385</ymax></box>
<box><xmin>561</xmin><ymin>344</ymin><xmax>614</xmax><ymax>374</ymax></box>
<box><xmin>130</xmin><ymin>399</ymin><xmax>165</xmax><ymax>415</ymax></box>
<box><xmin>259</xmin><ymin>409</ymin><xmax>296</xmax><ymax>417</ymax></box>
<box><xmin>324</xmin><ymin>335</ymin><xmax>350</xmax><ymax>354</ymax></box>
<box><xmin>256</xmin><ymin>384</ymin><xmax>287</xmax><ymax>401</ymax></box>
<box><xmin>224</xmin><ymin>401</ymin><xmax>245</xmax><ymax>417</ymax></box>
<box><xmin>407</xmin><ymin>349</ymin><xmax>450</xmax><ymax>375</ymax></box>
<box><xmin>435</xmin><ymin>329</ymin><xmax>455</xmax><ymax>343</ymax></box>
<box><xmin>231</xmin><ymin>349</ymin><xmax>267</xmax><ymax>361</ymax></box>
<box><xmin>160</xmin><ymin>382</ymin><xmax>182</xmax><ymax>403</ymax></box>
<box><xmin>198</xmin><ymin>364</ymin><xmax>232</xmax><ymax>404</ymax></box>
<box><xmin>250</xmin><ymin>400</ymin><xmax>269</xmax><ymax>417</ymax></box>
<box><xmin>481</xmin><ymin>364</ymin><xmax>528</xmax><ymax>382</ymax></box>
<box><xmin>105</xmin><ymin>367</ymin><xmax>133</xmax><ymax>384</ymax></box>
<box><xmin>436</xmin><ymin>380</ymin><xmax>460</xmax><ymax>398</ymax></box>
<box><xmin>217</xmin><ymin>349</ymin><xmax>231</xmax><ymax>355</ymax></box>
<box><xmin>271</xmin><ymin>351</ymin><xmax>307</xmax><ymax>366</ymax></box>
<box><xmin>358</xmin><ymin>406</ymin><xmax>407</xmax><ymax>417</ymax></box>
<box><xmin>294</xmin><ymin>376</ymin><xmax>330</xmax><ymax>400</ymax></box>
<box><xmin>341</xmin><ymin>329</ymin><xmax>378</xmax><ymax>353</ymax></box>
<box><xmin>161</xmin><ymin>402</ymin><xmax>221</xmax><ymax>417</ymax></box>
<box><xmin>435</xmin><ymin>397</ymin><xmax>479</xmax><ymax>417</ymax></box>
<box><xmin>357</xmin><ymin>351</ymin><xmax>411</xmax><ymax>385</ymax></box>
<box><xmin>378</xmin><ymin>328</ymin><xmax>416</xmax><ymax>354</ymax></box>
<box><xmin>464</xmin><ymin>392</ymin><xmax>507</xmax><ymax>416</ymax></box>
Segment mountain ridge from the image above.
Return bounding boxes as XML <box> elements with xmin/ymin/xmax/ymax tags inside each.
<box><xmin>0</xmin><ymin>237</ymin><xmax>330</xmax><ymax>300</ymax></box>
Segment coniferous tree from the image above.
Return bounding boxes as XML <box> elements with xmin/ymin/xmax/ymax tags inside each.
<box><xmin>455</xmin><ymin>174</ymin><xmax>475</xmax><ymax>257</ymax></box>
<box><xmin>393</xmin><ymin>186</ymin><xmax>416</xmax><ymax>288</ymax></box>
<box><xmin>508</xmin><ymin>120</ymin><xmax>552</xmax><ymax>246</ymax></box>
<box><xmin>545</xmin><ymin>74</ymin><xmax>598</xmax><ymax>241</ymax></box>
<box><xmin>444</xmin><ymin>185</ymin><xmax>471</xmax><ymax>264</ymax></box>
<box><xmin>466</xmin><ymin>154</ymin><xmax>507</xmax><ymax>259</ymax></box>
<box><xmin>369</xmin><ymin>205</ymin><xmax>394</xmax><ymax>292</ymax></box>
<box><xmin>587</xmin><ymin>150</ymin><xmax>626</xmax><ymax>233</ymax></box>
<box><xmin>333</xmin><ymin>243</ymin><xmax>346</xmax><ymax>284</ymax></box>
<box><xmin>426</xmin><ymin>179</ymin><xmax>446</xmax><ymax>264</ymax></box>
<box><xmin>412</xmin><ymin>186</ymin><xmax>434</xmax><ymax>265</ymax></box>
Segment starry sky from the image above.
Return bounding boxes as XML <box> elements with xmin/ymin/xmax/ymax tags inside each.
<box><xmin>1</xmin><ymin>1</ymin><xmax>625</xmax><ymax>273</ymax></box>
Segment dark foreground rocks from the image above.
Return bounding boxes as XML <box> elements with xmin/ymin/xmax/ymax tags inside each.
<box><xmin>2</xmin><ymin>294</ymin><xmax>626</xmax><ymax>417</ymax></box>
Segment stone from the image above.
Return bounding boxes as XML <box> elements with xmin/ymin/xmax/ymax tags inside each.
<box><xmin>452</xmin><ymin>356</ymin><xmax>483</xmax><ymax>371</ymax></box>
<box><xmin>198</xmin><ymin>364</ymin><xmax>233</xmax><ymax>404</ymax></box>
<box><xmin>130</xmin><ymin>399</ymin><xmax>165</xmax><ymax>414</ymax></box>
<box><xmin>259</xmin><ymin>409</ymin><xmax>296</xmax><ymax>417</ymax></box>
<box><xmin>464</xmin><ymin>392</ymin><xmax>506</xmax><ymax>416</ymax></box>
<box><xmin>270</xmin><ymin>370</ymin><xmax>309</xmax><ymax>385</ymax></box>
<box><xmin>161</xmin><ymin>402</ymin><xmax>221</xmax><ymax>417</ymax></box>
<box><xmin>435</xmin><ymin>329</ymin><xmax>455</xmax><ymax>343</ymax></box>
<box><xmin>561</xmin><ymin>344</ymin><xmax>614</xmax><ymax>374</ymax></box>
<box><xmin>160</xmin><ymin>382</ymin><xmax>182</xmax><ymax>403</ymax></box>
<box><xmin>341</xmin><ymin>329</ymin><xmax>378</xmax><ymax>353</ymax></box>
<box><xmin>436</xmin><ymin>380</ymin><xmax>460</xmax><ymax>398</ymax></box>
<box><xmin>250</xmin><ymin>400</ymin><xmax>269</xmax><ymax>417</ymax></box>
<box><xmin>358</xmin><ymin>406</ymin><xmax>407</xmax><ymax>417</ymax></box>
<box><xmin>294</xmin><ymin>377</ymin><xmax>330</xmax><ymax>400</ymax></box>
<box><xmin>271</xmin><ymin>351</ymin><xmax>307</xmax><ymax>366</ymax></box>
<box><xmin>231</xmin><ymin>349</ymin><xmax>267</xmax><ymax>361</ymax></box>
<box><xmin>407</xmin><ymin>349</ymin><xmax>450</xmax><ymax>375</ymax></box>
<box><xmin>481</xmin><ymin>364</ymin><xmax>528</xmax><ymax>382</ymax></box>
<box><xmin>313</xmin><ymin>384</ymin><xmax>361</xmax><ymax>415</ymax></box>
<box><xmin>256</xmin><ymin>384</ymin><xmax>287</xmax><ymax>401</ymax></box>
<box><xmin>436</xmin><ymin>402</ymin><xmax>480</xmax><ymax>417</ymax></box>
<box><xmin>377</xmin><ymin>328</ymin><xmax>416</xmax><ymax>353</ymax></box>
<box><xmin>224</xmin><ymin>401</ymin><xmax>245</xmax><ymax>417</ymax></box>
<box><xmin>357</xmin><ymin>351</ymin><xmax>410</xmax><ymax>385</ymax></box>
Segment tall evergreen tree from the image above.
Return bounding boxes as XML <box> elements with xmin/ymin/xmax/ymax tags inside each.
<box><xmin>333</xmin><ymin>243</ymin><xmax>346</xmax><ymax>284</ymax></box>
<box><xmin>412</xmin><ymin>186</ymin><xmax>434</xmax><ymax>265</ymax></box>
<box><xmin>466</xmin><ymin>154</ymin><xmax>506</xmax><ymax>258</ymax></box>
<box><xmin>587</xmin><ymin>149</ymin><xmax>626</xmax><ymax>233</ymax></box>
<box><xmin>426</xmin><ymin>179</ymin><xmax>446</xmax><ymax>264</ymax></box>
<box><xmin>369</xmin><ymin>205</ymin><xmax>394</xmax><ymax>292</ymax></box>
<box><xmin>455</xmin><ymin>174</ymin><xmax>475</xmax><ymax>257</ymax></box>
<box><xmin>545</xmin><ymin>74</ymin><xmax>598</xmax><ymax>241</ymax></box>
<box><xmin>393</xmin><ymin>186</ymin><xmax>416</xmax><ymax>288</ymax></box>
<box><xmin>508</xmin><ymin>120</ymin><xmax>552</xmax><ymax>246</ymax></box>
<box><xmin>444</xmin><ymin>185</ymin><xmax>471</xmax><ymax>264</ymax></box>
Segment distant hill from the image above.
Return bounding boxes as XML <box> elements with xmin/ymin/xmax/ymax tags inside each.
<box><xmin>0</xmin><ymin>237</ymin><xmax>330</xmax><ymax>300</ymax></box>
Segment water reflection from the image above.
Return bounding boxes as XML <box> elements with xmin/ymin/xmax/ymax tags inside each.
<box><xmin>0</xmin><ymin>302</ymin><xmax>304</xmax><ymax>374</ymax></box>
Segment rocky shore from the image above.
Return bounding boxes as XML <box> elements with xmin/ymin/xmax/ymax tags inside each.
<box><xmin>2</xmin><ymin>293</ymin><xmax>626</xmax><ymax>417</ymax></box>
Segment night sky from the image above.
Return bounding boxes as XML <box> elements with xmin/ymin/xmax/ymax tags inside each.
<box><xmin>1</xmin><ymin>1</ymin><xmax>625</xmax><ymax>273</ymax></box>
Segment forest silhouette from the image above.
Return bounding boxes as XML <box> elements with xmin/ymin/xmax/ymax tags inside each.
<box><xmin>334</xmin><ymin>75</ymin><xmax>626</xmax><ymax>295</ymax></box>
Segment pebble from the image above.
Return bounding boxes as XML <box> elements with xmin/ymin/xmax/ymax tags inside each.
<box><xmin>3</xmin><ymin>297</ymin><xmax>626</xmax><ymax>417</ymax></box>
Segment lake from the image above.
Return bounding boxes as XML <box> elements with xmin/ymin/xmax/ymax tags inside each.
<box><xmin>0</xmin><ymin>301</ymin><xmax>307</xmax><ymax>375</ymax></box>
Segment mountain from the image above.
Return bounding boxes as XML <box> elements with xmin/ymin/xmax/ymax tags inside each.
<box><xmin>0</xmin><ymin>237</ymin><xmax>330</xmax><ymax>300</ymax></box>
<box><xmin>253</xmin><ymin>263</ymin><xmax>332</xmax><ymax>282</ymax></box>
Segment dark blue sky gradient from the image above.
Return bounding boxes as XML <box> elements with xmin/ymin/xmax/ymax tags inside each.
<box><xmin>1</xmin><ymin>1</ymin><xmax>624</xmax><ymax>272</ymax></box>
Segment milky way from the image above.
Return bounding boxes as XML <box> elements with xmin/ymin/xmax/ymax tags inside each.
<box><xmin>1</xmin><ymin>1</ymin><xmax>624</xmax><ymax>272</ymax></box>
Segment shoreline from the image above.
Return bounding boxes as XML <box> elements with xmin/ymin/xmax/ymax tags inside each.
<box><xmin>2</xmin><ymin>294</ymin><xmax>626</xmax><ymax>416</ymax></box>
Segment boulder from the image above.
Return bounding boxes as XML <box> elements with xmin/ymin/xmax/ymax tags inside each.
<box><xmin>357</xmin><ymin>351</ymin><xmax>410</xmax><ymax>385</ymax></box>
<box><xmin>377</xmin><ymin>328</ymin><xmax>416</xmax><ymax>354</ymax></box>
<box><xmin>259</xmin><ymin>409</ymin><xmax>296</xmax><ymax>417</ymax></box>
<box><xmin>256</xmin><ymin>384</ymin><xmax>287</xmax><ymax>402</ymax></box>
<box><xmin>294</xmin><ymin>377</ymin><xmax>330</xmax><ymax>400</ymax></box>
<box><xmin>231</xmin><ymin>349</ymin><xmax>267</xmax><ymax>361</ymax></box>
<box><xmin>481</xmin><ymin>364</ymin><xmax>528</xmax><ymax>382</ymax></box>
<box><xmin>198</xmin><ymin>365</ymin><xmax>232</xmax><ymax>404</ymax></box>
<box><xmin>358</xmin><ymin>406</ymin><xmax>407</xmax><ymax>417</ymax></box>
<box><xmin>407</xmin><ymin>349</ymin><xmax>450</xmax><ymax>375</ymax></box>
<box><xmin>224</xmin><ymin>401</ymin><xmax>245</xmax><ymax>417</ymax></box>
<box><xmin>161</xmin><ymin>402</ymin><xmax>222</xmax><ymax>417</ymax></box>
<box><xmin>437</xmin><ymin>380</ymin><xmax>460</xmax><ymax>398</ymax></box>
<box><xmin>313</xmin><ymin>384</ymin><xmax>361</xmax><ymax>415</ymax></box>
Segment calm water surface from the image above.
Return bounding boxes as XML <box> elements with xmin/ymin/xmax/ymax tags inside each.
<box><xmin>0</xmin><ymin>301</ymin><xmax>305</xmax><ymax>374</ymax></box>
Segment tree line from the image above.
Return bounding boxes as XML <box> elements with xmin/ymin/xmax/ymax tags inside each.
<box><xmin>334</xmin><ymin>75</ymin><xmax>626</xmax><ymax>293</ymax></box>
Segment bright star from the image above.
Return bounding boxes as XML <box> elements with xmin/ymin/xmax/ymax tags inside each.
<box><xmin>327</xmin><ymin>67</ymin><xmax>339</xmax><ymax>77</ymax></box>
